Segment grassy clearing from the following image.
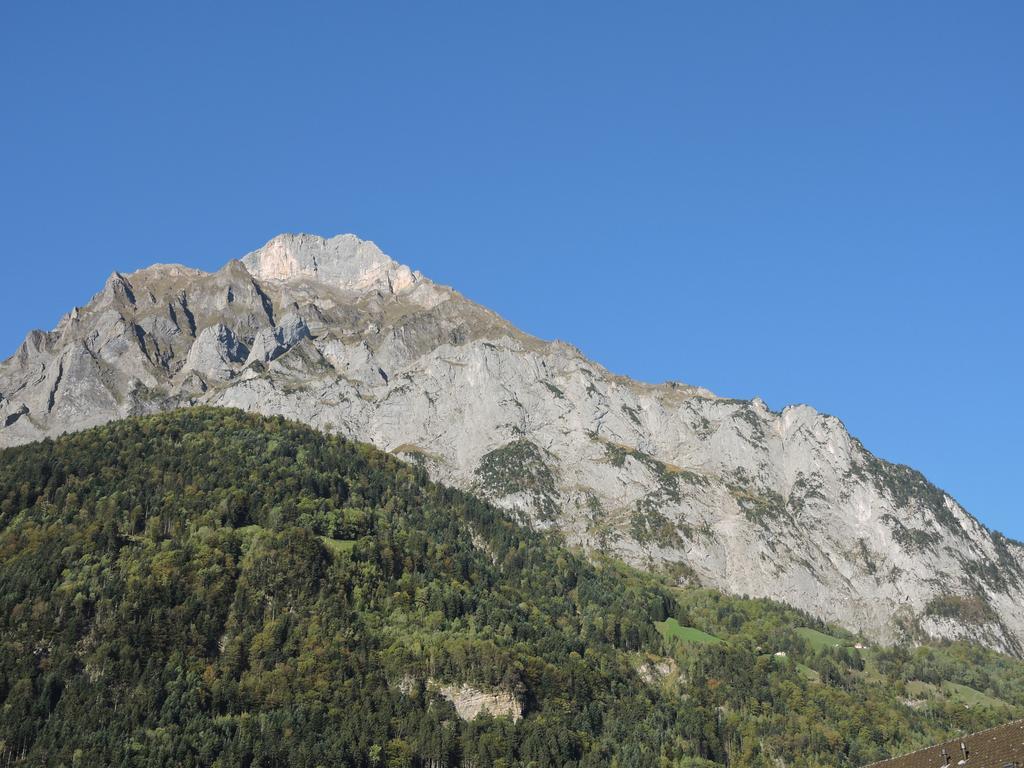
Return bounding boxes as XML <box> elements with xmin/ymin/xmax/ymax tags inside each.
<box><xmin>655</xmin><ymin>618</ymin><xmax>721</xmax><ymax>645</ymax></box>
<box><xmin>795</xmin><ymin>627</ymin><xmax>847</xmax><ymax>651</ymax></box>
<box><xmin>905</xmin><ymin>680</ymin><xmax>936</xmax><ymax>699</ymax></box>
<box><xmin>858</xmin><ymin>647</ymin><xmax>885</xmax><ymax>683</ymax></box>
<box><xmin>319</xmin><ymin>537</ymin><xmax>356</xmax><ymax>557</ymax></box>
<box><xmin>942</xmin><ymin>681</ymin><xmax>1011</xmax><ymax>709</ymax></box>
<box><xmin>796</xmin><ymin>663</ymin><xmax>821</xmax><ymax>682</ymax></box>
<box><xmin>905</xmin><ymin>680</ymin><xmax>1011</xmax><ymax>709</ymax></box>
<box><xmin>795</xmin><ymin>627</ymin><xmax>883</xmax><ymax>683</ymax></box>
<box><xmin>767</xmin><ymin>653</ymin><xmax>822</xmax><ymax>683</ymax></box>
<box><xmin>236</xmin><ymin>524</ymin><xmax>354</xmax><ymax>559</ymax></box>
<box><xmin>236</xmin><ymin>524</ymin><xmax>354</xmax><ymax>558</ymax></box>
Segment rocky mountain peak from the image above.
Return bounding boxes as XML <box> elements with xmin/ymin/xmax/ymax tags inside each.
<box><xmin>241</xmin><ymin>233</ymin><xmax>425</xmax><ymax>296</ymax></box>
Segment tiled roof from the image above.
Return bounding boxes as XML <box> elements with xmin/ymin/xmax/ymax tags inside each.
<box><xmin>863</xmin><ymin>720</ymin><xmax>1024</xmax><ymax>768</ymax></box>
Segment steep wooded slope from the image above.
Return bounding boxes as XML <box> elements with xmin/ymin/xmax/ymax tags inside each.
<box><xmin>1</xmin><ymin>408</ymin><xmax>1022</xmax><ymax>767</ymax></box>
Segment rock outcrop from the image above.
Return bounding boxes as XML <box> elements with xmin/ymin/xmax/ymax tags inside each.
<box><xmin>434</xmin><ymin>682</ymin><xmax>522</xmax><ymax>722</ymax></box>
<box><xmin>2</xmin><ymin>233</ymin><xmax>1022</xmax><ymax>655</ymax></box>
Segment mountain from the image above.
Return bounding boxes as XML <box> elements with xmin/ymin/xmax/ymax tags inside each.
<box><xmin>1</xmin><ymin>408</ymin><xmax>1022</xmax><ymax>767</ymax></box>
<box><xmin>1</xmin><ymin>234</ymin><xmax>1021</xmax><ymax>656</ymax></box>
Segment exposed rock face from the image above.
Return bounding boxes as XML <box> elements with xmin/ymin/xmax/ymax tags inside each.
<box><xmin>2</xmin><ymin>232</ymin><xmax>1023</xmax><ymax>655</ymax></box>
<box><xmin>433</xmin><ymin>682</ymin><xmax>522</xmax><ymax>722</ymax></box>
<box><xmin>245</xmin><ymin>313</ymin><xmax>311</xmax><ymax>365</ymax></box>
<box><xmin>242</xmin><ymin>233</ymin><xmax>426</xmax><ymax>297</ymax></box>
<box><xmin>637</xmin><ymin>657</ymin><xmax>679</xmax><ymax>686</ymax></box>
<box><xmin>184</xmin><ymin>323</ymin><xmax>249</xmax><ymax>381</ymax></box>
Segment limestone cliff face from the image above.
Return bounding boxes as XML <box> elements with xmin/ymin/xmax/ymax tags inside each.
<box><xmin>2</xmin><ymin>233</ymin><xmax>1022</xmax><ymax>655</ymax></box>
<box><xmin>433</xmin><ymin>682</ymin><xmax>522</xmax><ymax>722</ymax></box>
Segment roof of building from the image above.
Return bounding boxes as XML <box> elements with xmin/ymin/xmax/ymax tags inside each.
<box><xmin>863</xmin><ymin>720</ymin><xmax>1024</xmax><ymax>768</ymax></box>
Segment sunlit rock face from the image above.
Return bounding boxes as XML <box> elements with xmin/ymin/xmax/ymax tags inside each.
<box><xmin>3</xmin><ymin>233</ymin><xmax>1023</xmax><ymax>656</ymax></box>
<box><xmin>242</xmin><ymin>234</ymin><xmax>432</xmax><ymax>300</ymax></box>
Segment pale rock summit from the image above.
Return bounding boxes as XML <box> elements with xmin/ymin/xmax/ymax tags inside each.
<box><xmin>2</xmin><ymin>233</ymin><xmax>1023</xmax><ymax>656</ymax></box>
<box><xmin>243</xmin><ymin>234</ymin><xmax>429</xmax><ymax>299</ymax></box>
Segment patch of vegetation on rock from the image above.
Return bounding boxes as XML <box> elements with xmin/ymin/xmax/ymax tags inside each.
<box><xmin>883</xmin><ymin>513</ymin><xmax>942</xmax><ymax>553</ymax></box>
<box><xmin>728</xmin><ymin>483</ymin><xmax>792</xmax><ymax>530</ymax></box>
<box><xmin>851</xmin><ymin>448</ymin><xmax>962</xmax><ymax>534</ymax></box>
<box><xmin>621</xmin><ymin>404</ymin><xmax>642</xmax><ymax>426</ymax></box>
<box><xmin>474</xmin><ymin>438</ymin><xmax>560</xmax><ymax>521</ymax></box>
<box><xmin>925</xmin><ymin>594</ymin><xmax>999</xmax><ymax>625</ymax></box>
<box><xmin>731</xmin><ymin>404</ymin><xmax>767</xmax><ymax>444</ymax></box>
<box><xmin>631</xmin><ymin>505</ymin><xmax>687</xmax><ymax>549</ymax></box>
<box><xmin>600</xmin><ymin>440</ymin><xmax>709</xmax><ymax>509</ymax></box>
<box><xmin>541</xmin><ymin>380</ymin><xmax>565</xmax><ymax>399</ymax></box>
<box><xmin>787</xmin><ymin>471</ymin><xmax>827</xmax><ymax>515</ymax></box>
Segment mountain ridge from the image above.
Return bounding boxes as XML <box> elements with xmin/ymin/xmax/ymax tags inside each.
<box><xmin>1</xmin><ymin>233</ymin><xmax>1021</xmax><ymax>656</ymax></box>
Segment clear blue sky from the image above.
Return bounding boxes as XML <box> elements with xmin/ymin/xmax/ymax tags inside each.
<box><xmin>2</xmin><ymin>3</ymin><xmax>1021</xmax><ymax>538</ymax></box>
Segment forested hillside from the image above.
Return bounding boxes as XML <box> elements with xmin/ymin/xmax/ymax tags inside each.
<box><xmin>0</xmin><ymin>408</ymin><xmax>1020</xmax><ymax>767</ymax></box>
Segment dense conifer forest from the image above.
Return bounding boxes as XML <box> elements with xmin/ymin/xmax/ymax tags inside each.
<box><xmin>0</xmin><ymin>408</ymin><xmax>1020</xmax><ymax>767</ymax></box>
